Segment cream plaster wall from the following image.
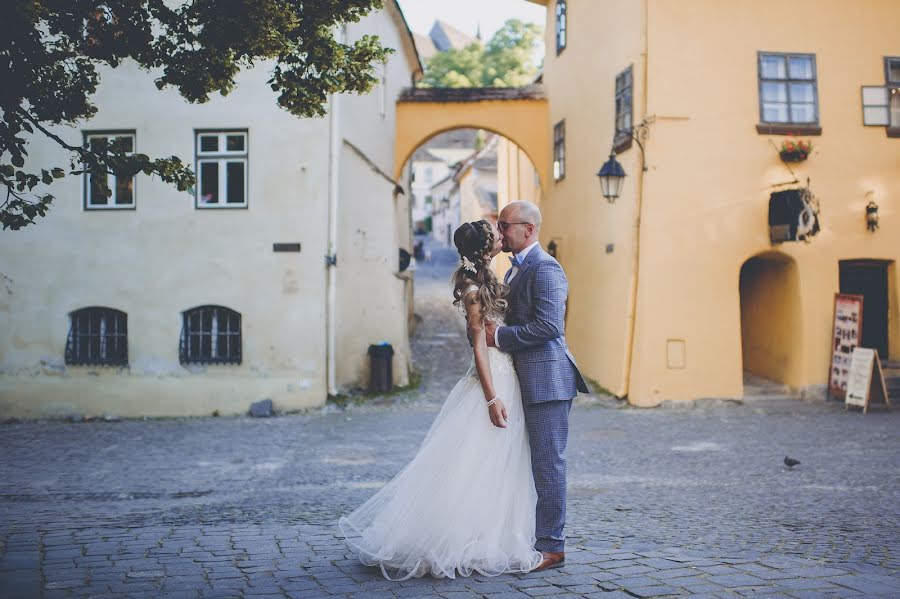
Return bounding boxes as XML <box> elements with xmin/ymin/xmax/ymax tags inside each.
<box><xmin>0</xmin><ymin>4</ymin><xmax>420</xmax><ymax>417</ymax></box>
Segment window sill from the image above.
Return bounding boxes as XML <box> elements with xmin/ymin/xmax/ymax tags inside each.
<box><xmin>887</xmin><ymin>127</ymin><xmax>900</xmax><ymax>138</ymax></box>
<box><xmin>756</xmin><ymin>123</ymin><xmax>822</xmax><ymax>136</ymax></box>
<box><xmin>613</xmin><ymin>135</ymin><xmax>633</xmax><ymax>154</ymax></box>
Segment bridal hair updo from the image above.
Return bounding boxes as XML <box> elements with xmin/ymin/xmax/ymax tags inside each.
<box><xmin>451</xmin><ymin>220</ymin><xmax>509</xmax><ymax>317</ymax></box>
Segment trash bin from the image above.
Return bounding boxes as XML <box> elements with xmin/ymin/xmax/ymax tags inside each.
<box><xmin>367</xmin><ymin>342</ymin><xmax>394</xmax><ymax>393</ymax></box>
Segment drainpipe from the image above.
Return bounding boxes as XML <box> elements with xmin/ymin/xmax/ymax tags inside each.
<box><xmin>325</xmin><ymin>27</ymin><xmax>346</xmax><ymax>397</ymax></box>
<box><xmin>621</xmin><ymin>0</ymin><xmax>650</xmax><ymax>400</ymax></box>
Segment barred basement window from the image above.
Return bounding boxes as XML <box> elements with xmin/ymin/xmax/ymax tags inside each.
<box><xmin>65</xmin><ymin>307</ymin><xmax>128</xmax><ymax>366</ymax></box>
<box><xmin>180</xmin><ymin>306</ymin><xmax>242</xmax><ymax>364</ymax></box>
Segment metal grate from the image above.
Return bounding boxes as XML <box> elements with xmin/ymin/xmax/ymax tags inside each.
<box><xmin>65</xmin><ymin>307</ymin><xmax>128</xmax><ymax>366</ymax></box>
<box><xmin>180</xmin><ymin>305</ymin><xmax>242</xmax><ymax>364</ymax></box>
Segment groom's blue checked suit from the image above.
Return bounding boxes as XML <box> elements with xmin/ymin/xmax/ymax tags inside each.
<box><xmin>497</xmin><ymin>244</ymin><xmax>588</xmax><ymax>554</ymax></box>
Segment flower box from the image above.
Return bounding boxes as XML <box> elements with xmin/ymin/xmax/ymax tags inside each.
<box><xmin>779</xmin><ymin>138</ymin><xmax>813</xmax><ymax>162</ymax></box>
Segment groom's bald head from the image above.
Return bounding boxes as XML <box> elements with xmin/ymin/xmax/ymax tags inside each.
<box><xmin>506</xmin><ymin>201</ymin><xmax>542</xmax><ymax>230</ymax></box>
<box><xmin>499</xmin><ymin>201</ymin><xmax>542</xmax><ymax>254</ymax></box>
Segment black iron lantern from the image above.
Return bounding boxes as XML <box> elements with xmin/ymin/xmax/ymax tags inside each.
<box><xmin>866</xmin><ymin>200</ymin><xmax>879</xmax><ymax>232</ymax></box>
<box><xmin>597</xmin><ymin>152</ymin><xmax>626</xmax><ymax>202</ymax></box>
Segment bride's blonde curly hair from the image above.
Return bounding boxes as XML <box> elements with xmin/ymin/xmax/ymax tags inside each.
<box><xmin>451</xmin><ymin>220</ymin><xmax>509</xmax><ymax>317</ymax></box>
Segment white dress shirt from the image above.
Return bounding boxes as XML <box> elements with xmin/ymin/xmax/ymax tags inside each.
<box><xmin>494</xmin><ymin>241</ymin><xmax>540</xmax><ymax>349</ymax></box>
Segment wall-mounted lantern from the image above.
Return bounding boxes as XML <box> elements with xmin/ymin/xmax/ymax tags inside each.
<box><xmin>866</xmin><ymin>200</ymin><xmax>880</xmax><ymax>232</ymax></box>
<box><xmin>596</xmin><ymin>153</ymin><xmax>626</xmax><ymax>203</ymax></box>
<box><xmin>598</xmin><ymin>118</ymin><xmax>652</xmax><ymax>203</ymax></box>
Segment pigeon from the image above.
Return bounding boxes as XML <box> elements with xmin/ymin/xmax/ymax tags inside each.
<box><xmin>784</xmin><ymin>456</ymin><xmax>801</xmax><ymax>469</ymax></box>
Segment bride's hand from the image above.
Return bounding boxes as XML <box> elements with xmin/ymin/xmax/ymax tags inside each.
<box><xmin>488</xmin><ymin>399</ymin><xmax>508</xmax><ymax>428</ymax></box>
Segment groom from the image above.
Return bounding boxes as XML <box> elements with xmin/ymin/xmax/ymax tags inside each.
<box><xmin>486</xmin><ymin>200</ymin><xmax>589</xmax><ymax>572</ymax></box>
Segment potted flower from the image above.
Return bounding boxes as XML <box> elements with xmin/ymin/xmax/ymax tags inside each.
<box><xmin>779</xmin><ymin>137</ymin><xmax>813</xmax><ymax>162</ymax></box>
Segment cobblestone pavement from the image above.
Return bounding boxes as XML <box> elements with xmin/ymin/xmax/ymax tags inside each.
<box><xmin>1</xmin><ymin>238</ymin><xmax>899</xmax><ymax>598</ymax></box>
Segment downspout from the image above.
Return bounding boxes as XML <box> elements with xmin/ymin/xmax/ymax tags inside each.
<box><xmin>325</xmin><ymin>26</ymin><xmax>346</xmax><ymax>397</ymax></box>
<box><xmin>621</xmin><ymin>0</ymin><xmax>650</xmax><ymax>400</ymax></box>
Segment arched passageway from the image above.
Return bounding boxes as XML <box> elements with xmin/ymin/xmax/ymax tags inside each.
<box><xmin>739</xmin><ymin>252</ymin><xmax>803</xmax><ymax>388</ymax></box>
<box><xmin>394</xmin><ymin>86</ymin><xmax>550</xmax><ymax>192</ymax></box>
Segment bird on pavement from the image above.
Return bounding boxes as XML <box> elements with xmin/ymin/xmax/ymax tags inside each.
<box><xmin>784</xmin><ymin>456</ymin><xmax>801</xmax><ymax>469</ymax></box>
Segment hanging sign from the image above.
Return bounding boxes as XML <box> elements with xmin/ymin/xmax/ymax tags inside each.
<box><xmin>845</xmin><ymin>347</ymin><xmax>891</xmax><ymax>413</ymax></box>
<box><xmin>828</xmin><ymin>294</ymin><xmax>864</xmax><ymax>399</ymax></box>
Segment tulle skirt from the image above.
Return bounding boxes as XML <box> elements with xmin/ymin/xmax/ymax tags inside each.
<box><xmin>338</xmin><ymin>349</ymin><xmax>543</xmax><ymax>580</ymax></box>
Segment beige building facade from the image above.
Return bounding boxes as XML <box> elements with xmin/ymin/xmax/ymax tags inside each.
<box><xmin>0</xmin><ymin>3</ymin><xmax>422</xmax><ymax>418</ymax></box>
<box><xmin>528</xmin><ymin>0</ymin><xmax>900</xmax><ymax>405</ymax></box>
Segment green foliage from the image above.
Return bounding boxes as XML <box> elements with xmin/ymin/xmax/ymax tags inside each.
<box><xmin>1</xmin><ymin>0</ymin><xmax>392</xmax><ymax>230</ymax></box>
<box><xmin>420</xmin><ymin>19</ymin><xmax>542</xmax><ymax>89</ymax></box>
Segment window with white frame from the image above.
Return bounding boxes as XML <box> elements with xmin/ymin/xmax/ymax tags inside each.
<box><xmin>84</xmin><ymin>132</ymin><xmax>136</xmax><ymax>209</ymax></box>
<box><xmin>758</xmin><ymin>53</ymin><xmax>819</xmax><ymax>125</ymax></box>
<box><xmin>195</xmin><ymin>131</ymin><xmax>248</xmax><ymax>208</ymax></box>
<box><xmin>862</xmin><ymin>57</ymin><xmax>900</xmax><ymax>132</ymax></box>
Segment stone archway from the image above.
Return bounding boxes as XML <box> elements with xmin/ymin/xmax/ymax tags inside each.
<box><xmin>394</xmin><ymin>86</ymin><xmax>550</xmax><ymax>191</ymax></box>
<box><xmin>739</xmin><ymin>251</ymin><xmax>803</xmax><ymax>388</ymax></box>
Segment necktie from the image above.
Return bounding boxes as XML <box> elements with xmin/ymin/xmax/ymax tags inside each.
<box><xmin>509</xmin><ymin>255</ymin><xmax>518</xmax><ymax>268</ymax></box>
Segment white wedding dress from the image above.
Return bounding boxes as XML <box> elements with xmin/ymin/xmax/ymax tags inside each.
<box><xmin>338</xmin><ymin>289</ymin><xmax>543</xmax><ymax>581</ymax></box>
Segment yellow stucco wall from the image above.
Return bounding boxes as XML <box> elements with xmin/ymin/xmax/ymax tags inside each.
<box><xmin>537</xmin><ymin>0</ymin><xmax>646</xmax><ymax>398</ymax></box>
<box><xmin>535</xmin><ymin>0</ymin><xmax>900</xmax><ymax>405</ymax></box>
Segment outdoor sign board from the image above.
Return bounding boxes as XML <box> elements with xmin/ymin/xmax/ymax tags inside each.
<box><xmin>829</xmin><ymin>293</ymin><xmax>864</xmax><ymax>399</ymax></box>
<box><xmin>845</xmin><ymin>347</ymin><xmax>891</xmax><ymax>413</ymax></box>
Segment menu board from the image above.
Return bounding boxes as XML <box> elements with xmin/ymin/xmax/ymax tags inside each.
<box><xmin>828</xmin><ymin>294</ymin><xmax>864</xmax><ymax>399</ymax></box>
<box><xmin>845</xmin><ymin>347</ymin><xmax>891</xmax><ymax>413</ymax></box>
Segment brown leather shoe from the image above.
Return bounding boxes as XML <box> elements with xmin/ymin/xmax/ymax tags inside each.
<box><xmin>533</xmin><ymin>550</ymin><xmax>565</xmax><ymax>572</ymax></box>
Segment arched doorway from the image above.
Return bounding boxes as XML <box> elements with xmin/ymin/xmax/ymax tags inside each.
<box><xmin>739</xmin><ymin>252</ymin><xmax>803</xmax><ymax>389</ymax></box>
<box><xmin>394</xmin><ymin>86</ymin><xmax>550</xmax><ymax>192</ymax></box>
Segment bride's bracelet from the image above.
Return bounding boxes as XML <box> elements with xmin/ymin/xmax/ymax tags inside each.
<box><xmin>486</xmin><ymin>395</ymin><xmax>499</xmax><ymax>407</ymax></box>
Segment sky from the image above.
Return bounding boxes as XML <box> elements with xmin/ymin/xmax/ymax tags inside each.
<box><xmin>397</xmin><ymin>0</ymin><xmax>546</xmax><ymax>41</ymax></box>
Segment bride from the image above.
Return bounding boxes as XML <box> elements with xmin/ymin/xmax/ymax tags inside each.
<box><xmin>338</xmin><ymin>219</ymin><xmax>543</xmax><ymax>581</ymax></box>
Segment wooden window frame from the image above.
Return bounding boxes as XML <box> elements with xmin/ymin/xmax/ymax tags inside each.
<box><xmin>194</xmin><ymin>130</ymin><xmax>249</xmax><ymax>209</ymax></box>
<box><xmin>614</xmin><ymin>65</ymin><xmax>634</xmax><ymax>153</ymax></box>
<box><xmin>885</xmin><ymin>57</ymin><xmax>900</xmax><ymax>137</ymax></box>
<box><xmin>553</xmin><ymin>120</ymin><xmax>566</xmax><ymax>181</ymax></box>
<box><xmin>82</xmin><ymin>131</ymin><xmax>137</xmax><ymax>210</ymax></box>
<box><xmin>756</xmin><ymin>52</ymin><xmax>821</xmax><ymax>136</ymax></box>
<box><xmin>65</xmin><ymin>307</ymin><xmax>129</xmax><ymax>366</ymax></box>
<box><xmin>555</xmin><ymin>0</ymin><xmax>567</xmax><ymax>56</ymax></box>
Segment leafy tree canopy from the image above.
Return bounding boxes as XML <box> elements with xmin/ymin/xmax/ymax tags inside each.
<box><xmin>421</xmin><ymin>19</ymin><xmax>542</xmax><ymax>89</ymax></box>
<box><xmin>1</xmin><ymin>0</ymin><xmax>393</xmax><ymax>230</ymax></box>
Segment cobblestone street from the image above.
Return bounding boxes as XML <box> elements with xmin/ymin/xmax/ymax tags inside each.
<box><xmin>1</xmin><ymin>242</ymin><xmax>899</xmax><ymax>598</ymax></box>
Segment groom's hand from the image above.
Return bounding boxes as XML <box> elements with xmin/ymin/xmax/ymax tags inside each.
<box><xmin>485</xmin><ymin>321</ymin><xmax>497</xmax><ymax>347</ymax></box>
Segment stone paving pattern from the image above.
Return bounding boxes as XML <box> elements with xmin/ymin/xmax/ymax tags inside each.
<box><xmin>1</xmin><ymin>240</ymin><xmax>898</xmax><ymax>598</ymax></box>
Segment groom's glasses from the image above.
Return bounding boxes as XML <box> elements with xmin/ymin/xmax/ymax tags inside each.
<box><xmin>497</xmin><ymin>221</ymin><xmax>531</xmax><ymax>232</ymax></box>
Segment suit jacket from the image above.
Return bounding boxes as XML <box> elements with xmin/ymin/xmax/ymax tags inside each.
<box><xmin>498</xmin><ymin>246</ymin><xmax>589</xmax><ymax>403</ymax></box>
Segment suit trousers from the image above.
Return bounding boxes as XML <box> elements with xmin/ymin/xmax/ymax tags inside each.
<box><xmin>522</xmin><ymin>398</ymin><xmax>572</xmax><ymax>553</ymax></box>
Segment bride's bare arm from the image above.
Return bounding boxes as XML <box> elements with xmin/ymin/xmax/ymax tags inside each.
<box><xmin>464</xmin><ymin>290</ymin><xmax>508</xmax><ymax>428</ymax></box>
